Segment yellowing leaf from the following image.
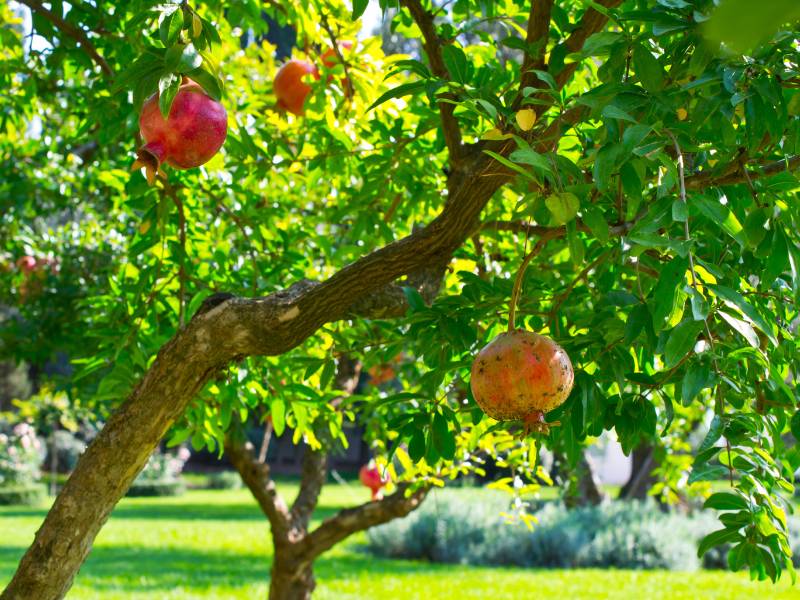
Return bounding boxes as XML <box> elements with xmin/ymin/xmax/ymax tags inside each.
<box><xmin>192</xmin><ymin>14</ymin><xmax>203</xmax><ymax>39</ymax></box>
<box><xmin>545</xmin><ymin>192</ymin><xmax>580</xmax><ymax>225</ymax></box>
<box><xmin>515</xmin><ymin>108</ymin><xmax>536</xmax><ymax>131</ymax></box>
<box><xmin>677</xmin><ymin>108</ymin><xmax>688</xmax><ymax>121</ymax></box>
<box><xmin>481</xmin><ymin>127</ymin><xmax>512</xmax><ymax>140</ymax></box>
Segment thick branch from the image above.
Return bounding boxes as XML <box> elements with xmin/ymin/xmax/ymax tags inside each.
<box><xmin>554</xmin><ymin>0</ymin><xmax>623</xmax><ymax>89</ymax></box>
<box><xmin>684</xmin><ymin>155</ymin><xmax>800</xmax><ymax>190</ymax></box>
<box><xmin>519</xmin><ymin>0</ymin><xmax>554</xmax><ymax>92</ymax></box>
<box><xmin>289</xmin><ymin>449</ymin><xmax>328</xmax><ymax>537</ymax></box>
<box><xmin>20</xmin><ymin>0</ymin><xmax>113</xmax><ymax>77</ymax></box>
<box><xmin>224</xmin><ymin>433</ymin><xmax>292</xmax><ymax>541</ymax></box>
<box><xmin>288</xmin><ymin>357</ymin><xmax>361</xmax><ymax>535</ymax></box>
<box><xmin>481</xmin><ymin>218</ymin><xmax>633</xmax><ymax>240</ymax></box>
<box><xmin>400</xmin><ymin>0</ymin><xmax>463</xmax><ymax>165</ymax></box>
<box><xmin>300</xmin><ymin>485</ymin><xmax>430</xmax><ymax>559</ymax></box>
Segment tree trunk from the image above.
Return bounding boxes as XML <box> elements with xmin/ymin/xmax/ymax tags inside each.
<box><xmin>563</xmin><ymin>451</ymin><xmax>606</xmax><ymax>509</ymax></box>
<box><xmin>268</xmin><ymin>550</ymin><xmax>315</xmax><ymax>600</ymax></box>
<box><xmin>619</xmin><ymin>443</ymin><xmax>657</xmax><ymax>500</ymax></box>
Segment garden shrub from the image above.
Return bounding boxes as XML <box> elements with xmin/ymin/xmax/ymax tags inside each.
<box><xmin>207</xmin><ymin>470</ymin><xmax>243</xmax><ymax>490</ymax></box>
<box><xmin>0</xmin><ymin>484</ymin><xmax>46</xmax><ymax>506</ymax></box>
<box><xmin>0</xmin><ymin>422</ymin><xmax>44</xmax><ymax>487</ymax></box>
<box><xmin>44</xmin><ymin>430</ymin><xmax>86</xmax><ymax>473</ymax></box>
<box><xmin>365</xmin><ymin>490</ymin><xmax>769</xmax><ymax>571</ymax></box>
<box><xmin>127</xmin><ymin>446</ymin><xmax>190</xmax><ymax>497</ymax></box>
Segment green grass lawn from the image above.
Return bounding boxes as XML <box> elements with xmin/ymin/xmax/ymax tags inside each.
<box><xmin>0</xmin><ymin>484</ymin><xmax>796</xmax><ymax>599</ymax></box>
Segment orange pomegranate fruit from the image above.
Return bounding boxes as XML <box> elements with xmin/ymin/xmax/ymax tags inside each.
<box><xmin>274</xmin><ymin>59</ymin><xmax>319</xmax><ymax>115</ymax></box>
<box><xmin>470</xmin><ymin>329</ymin><xmax>574</xmax><ymax>434</ymax></box>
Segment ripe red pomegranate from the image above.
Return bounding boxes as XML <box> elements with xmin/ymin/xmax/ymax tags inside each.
<box><xmin>16</xmin><ymin>256</ymin><xmax>37</xmax><ymax>274</ymax></box>
<box><xmin>470</xmin><ymin>329</ymin><xmax>574</xmax><ymax>435</ymax></box>
<box><xmin>274</xmin><ymin>60</ymin><xmax>319</xmax><ymax>116</ymax></box>
<box><xmin>359</xmin><ymin>463</ymin><xmax>387</xmax><ymax>501</ymax></box>
<box><xmin>134</xmin><ymin>78</ymin><xmax>227</xmax><ymax>184</ymax></box>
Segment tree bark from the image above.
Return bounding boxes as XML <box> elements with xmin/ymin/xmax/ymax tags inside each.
<box><xmin>619</xmin><ymin>443</ymin><xmax>657</xmax><ymax>500</ymax></box>
<box><xmin>268</xmin><ymin>550</ymin><xmax>316</xmax><ymax>600</ymax></box>
<box><xmin>562</xmin><ymin>451</ymin><xmax>606</xmax><ymax>509</ymax></box>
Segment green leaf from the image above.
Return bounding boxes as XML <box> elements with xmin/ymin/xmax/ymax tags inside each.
<box><xmin>187</xmin><ymin>67</ymin><xmax>222</xmax><ymax>100</ymax></box>
<box><xmin>717</xmin><ymin>310</ymin><xmax>759</xmax><ymax>348</ymax></box>
<box><xmin>698</xmin><ymin>528</ymin><xmax>744</xmax><ymax>558</ymax></box>
<box><xmin>763</xmin><ymin>228</ymin><xmax>790</xmax><ymax>286</ymax></box>
<box><xmin>681</xmin><ymin>364</ymin><xmax>712</xmax><ymax>405</ymax></box>
<box><xmin>483</xmin><ymin>150</ymin><xmax>536</xmax><ymax>181</ymax></box>
<box><xmin>432</xmin><ymin>412</ymin><xmax>456</xmax><ymax>460</ymax></box>
<box><xmin>694</xmin><ymin>196</ymin><xmax>746</xmax><ymax>246</ymax></box>
<box><xmin>633</xmin><ymin>43</ymin><xmax>665</xmax><ymax>92</ymax></box>
<box><xmin>650</xmin><ymin>256</ymin><xmax>688</xmax><ymax>329</ymax></box>
<box><xmin>368</xmin><ymin>80</ymin><xmax>428</xmax><ymax>111</ymax></box>
<box><xmin>508</xmin><ymin>147</ymin><xmax>552</xmax><ymax>173</ymax></box>
<box><xmin>158</xmin><ymin>73</ymin><xmax>181</xmax><ymax>118</ymax></box>
<box><xmin>352</xmin><ymin>0</ymin><xmax>369</xmax><ymax>20</ymax></box>
<box><xmin>664</xmin><ymin>320</ymin><xmax>703</xmax><ymax>368</ymax></box>
<box><xmin>704</xmin><ymin>0</ymin><xmax>800</xmax><ymax>53</ymax></box>
<box><xmin>689</xmin><ymin>463</ymin><xmax>728</xmax><ymax>484</ymax></box>
<box><xmin>442</xmin><ymin>45</ymin><xmax>470</xmax><ymax>84</ymax></box>
<box><xmin>582</xmin><ymin>206</ymin><xmax>609</xmax><ymax>243</ymax></box>
<box><xmin>698</xmin><ymin>415</ymin><xmax>723</xmax><ymax>454</ymax></box>
<box><xmin>270</xmin><ymin>399</ymin><xmax>286</xmax><ymax>436</ymax></box>
<box><xmin>704</xmin><ymin>492</ymin><xmax>749</xmax><ymax>511</ymax></box>
<box><xmin>689</xmin><ymin>288</ymin><xmax>709</xmax><ymax>321</ymax></box>
<box><xmin>402</xmin><ymin>286</ymin><xmax>427</xmax><ymax>311</ymax></box>
<box><xmin>545</xmin><ymin>192</ymin><xmax>580</xmax><ymax>225</ymax></box>
<box><xmin>601</xmin><ymin>104</ymin><xmax>637</xmax><ymax>122</ymax></box>
<box><xmin>159</xmin><ymin>9</ymin><xmax>183</xmax><ymax>47</ymax></box>
<box><xmin>790</xmin><ymin>410</ymin><xmax>800</xmax><ymax>442</ymax></box>
<box><xmin>709</xmin><ymin>284</ymin><xmax>776</xmax><ymax>345</ymax></box>
<box><xmin>408</xmin><ymin>430</ymin><xmax>425</xmax><ymax>462</ymax></box>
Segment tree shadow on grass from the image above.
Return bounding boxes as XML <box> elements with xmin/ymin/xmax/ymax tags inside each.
<box><xmin>0</xmin><ymin>540</ymin><xmax>469</xmax><ymax>595</ymax></box>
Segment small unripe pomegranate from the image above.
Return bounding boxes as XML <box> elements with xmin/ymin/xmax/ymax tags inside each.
<box><xmin>134</xmin><ymin>78</ymin><xmax>227</xmax><ymax>184</ymax></box>
<box><xmin>359</xmin><ymin>463</ymin><xmax>387</xmax><ymax>501</ymax></box>
<box><xmin>321</xmin><ymin>41</ymin><xmax>353</xmax><ymax>69</ymax></box>
<box><xmin>16</xmin><ymin>256</ymin><xmax>37</xmax><ymax>273</ymax></box>
<box><xmin>470</xmin><ymin>329</ymin><xmax>574</xmax><ymax>435</ymax></box>
<box><xmin>274</xmin><ymin>60</ymin><xmax>319</xmax><ymax>115</ymax></box>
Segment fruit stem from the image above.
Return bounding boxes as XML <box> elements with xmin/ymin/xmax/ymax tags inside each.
<box><xmin>508</xmin><ymin>238</ymin><xmax>548</xmax><ymax>332</ymax></box>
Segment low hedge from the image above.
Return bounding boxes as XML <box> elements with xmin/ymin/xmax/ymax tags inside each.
<box><xmin>206</xmin><ymin>471</ymin><xmax>243</xmax><ymax>490</ymax></box>
<box><xmin>366</xmin><ymin>490</ymin><xmax>800</xmax><ymax>571</ymax></box>
<box><xmin>126</xmin><ymin>479</ymin><xmax>185</xmax><ymax>497</ymax></box>
<box><xmin>0</xmin><ymin>484</ymin><xmax>46</xmax><ymax>506</ymax></box>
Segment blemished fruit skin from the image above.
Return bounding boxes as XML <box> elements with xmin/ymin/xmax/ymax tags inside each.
<box><xmin>139</xmin><ymin>79</ymin><xmax>227</xmax><ymax>173</ymax></box>
<box><xmin>274</xmin><ymin>60</ymin><xmax>319</xmax><ymax>115</ymax></box>
<box><xmin>470</xmin><ymin>329</ymin><xmax>574</xmax><ymax>429</ymax></box>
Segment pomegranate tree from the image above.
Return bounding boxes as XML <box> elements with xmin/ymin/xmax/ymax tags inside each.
<box><xmin>133</xmin><ymin>78</ymin><xmax>227</xmax><ymax>184</ymax></box>
<box><xmin>470</xmin><ymin>241</ymin><xmax>574</xmax><ymax>434</ymax></box>
<box><xmin>359</xmin><ymin>463</ymin><xmax>387</xmax><ymax>500</ymax></box>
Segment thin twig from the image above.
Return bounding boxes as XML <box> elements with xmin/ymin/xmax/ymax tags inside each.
<box><xmin>19</xmin><ymin>0</ymin><xmax>113</xmax><ymax>77</ymax></box>
<box><xmin>508</xmin><ymin>238</ymin><xmax>548</xmax><ymax>332</ymax></box>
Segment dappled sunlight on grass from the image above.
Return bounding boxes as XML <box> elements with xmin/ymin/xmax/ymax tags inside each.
<box><xmin>0</xmin><ymin>487</ymin><xmax>797</xmax><ymax>599</ymax></box>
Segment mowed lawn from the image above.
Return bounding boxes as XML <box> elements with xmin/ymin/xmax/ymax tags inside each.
<box><xmin>0</xmin><ymin>484</ymin><xmax>796</xmax><ymax>599</ymax></box>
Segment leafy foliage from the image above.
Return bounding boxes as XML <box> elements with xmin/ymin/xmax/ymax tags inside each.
<box><xmin>1</xmin><ymin>0</ymin><xmax>800</xmax><ymax>584</ymax></box>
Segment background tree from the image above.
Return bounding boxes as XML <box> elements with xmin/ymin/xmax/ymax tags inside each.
<box><xmin>1</xmin><ymin>0</ymin><xmax>800</xmax><ymax>598</ymax></box>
